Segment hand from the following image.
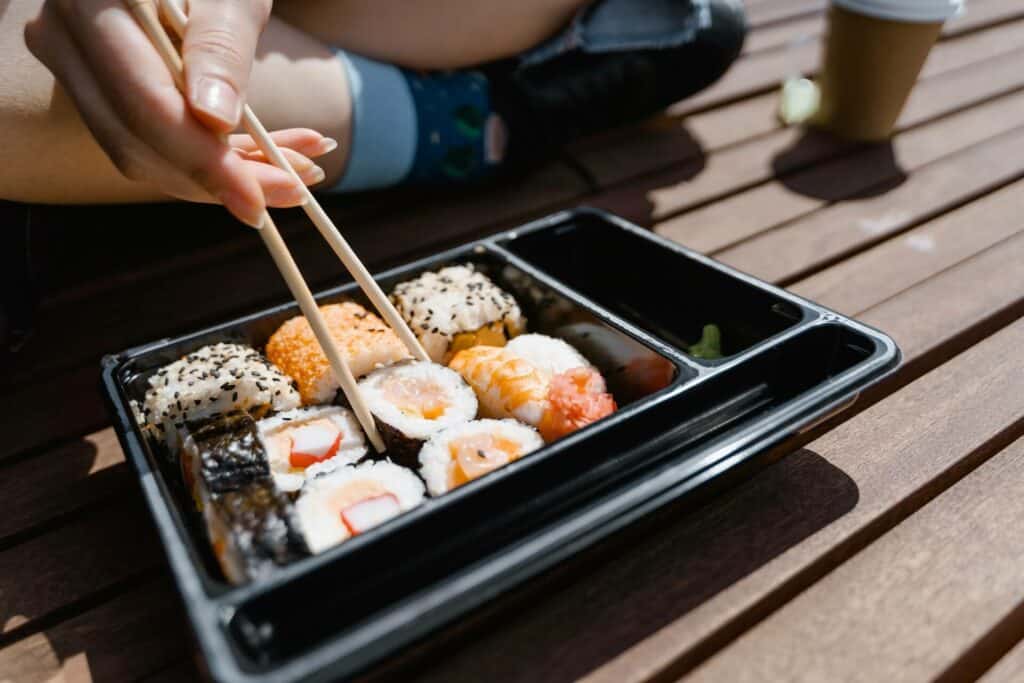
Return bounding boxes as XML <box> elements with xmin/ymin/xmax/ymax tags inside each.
<box><xmin>24</xmin><ymin>0</ymin><xmax>326</xmax><ymax>227</ymax></box>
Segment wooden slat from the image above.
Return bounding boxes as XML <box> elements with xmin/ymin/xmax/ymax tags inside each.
<box><xmin>741</xmin><ymin>0</ymin><xmax>1024</xmax><ymax>55</ymax></box>
<box><xmin>0</xmin><ymin>496</ymin><xmax>161</xmax><ymax>637</ymax></box>
<box><xmin>0</xmin><ymin>428</ymin><xmax>125</xmax><ymax>543</ymax></box>
<box><xmin>0</xmin><ymin>578</ymin><xmax>186</xmax><ymax>683</ymax></box>
<box><xmin>409</xmin><ymin>315</ymin><xmax>1024</xmax><ymax>683</ymax></box>
<box><xmin>981</xmin><ymin>639</ymin><xmax>1024</xmax><ymax>682</ymax></box>
<box><xmin>667</xmin><ymin>14</ymin><xmax>1024</xmax><ymax>121</ymax></box>
<box><xmin>710</xmin><ymin>130</ymin><xmax>1024</xmax><ymax>285</ymax></box>
<box><xmin>686</xmin><ymin>435</ymin><xmax>1024</xmax><ymax>682</ymax></box>
<box><xmin>786</xmin><ymin>180</ymin><xmax>1024</xmax><ymax>313</ymax></box>
<box><xmin>656</xmin><ymin>81</ymin><xmax>1024</xmax><ymax>253</ymax></box>
<box><xmin>744</xmin><ymin>0</ymin><xmax>824</xmax><ymax>28</ymax></box>
<box><xmin>0</xmin><ymin>366</ymin><xmax>107</xmax><ymax>463</ymax></box>
<box><xmin>859</xmin><ymin>230</ymin><xmax>1024</xmax><ymax>378</ymax></box>
<box><xmin>586</xmin><ymin>29</ymin><xmax>1024</xmax><ymax>223</ymax></box>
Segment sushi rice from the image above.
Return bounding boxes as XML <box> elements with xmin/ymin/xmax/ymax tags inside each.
<box><xmin>391</xmin><ymin>265</ymin><xmax>526</xmax><ymax>363</ymax></box>
<box><xmin>296</xmin><ymin>461</ymin><xmax>425</xmax><ymax>553</ymax></box>
<box><xmin>419</xmin><ymin>419</ymin><xmax>544</xmax><ymax>496</ymax></box>
<box><xmin>258</xmin><ymin>406</ymin><xmax>368</xmax><ymax>493</ymax></box>
<box><xmin>505</xmin><ymin>333</ymin><xmax>592</xmax><ymax>377</ymax></box>
<box><xmin>359</xmin><ymin>360</ymin><xmax>478</xmax><ymax>466</ymax></box>
<box><xmin>267</xmin><ymin>302</ymin><xmax>410</xmax><ymax>404</ymax></box>
<box><xmin>137</xmin><ymin>343</ymin><xmax>301</xmax><ymax>447</ymax></box>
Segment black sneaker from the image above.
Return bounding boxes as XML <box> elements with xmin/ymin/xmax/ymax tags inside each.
<box><xmin>489</xmin><ymin>0</ymin><xmax>747</xmax><ymax>162</ymax></box>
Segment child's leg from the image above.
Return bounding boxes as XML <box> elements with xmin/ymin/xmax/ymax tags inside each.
<box><xmin>273</xmin><ymin>0</ymin><xmax>594</xmax><ymax>71</ymax></box>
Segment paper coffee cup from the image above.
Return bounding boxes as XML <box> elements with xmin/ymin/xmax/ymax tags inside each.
<box><xmin>811</xmin><ymin>0</ymin><xmax>962</xmax><ymax>140</ymax></box>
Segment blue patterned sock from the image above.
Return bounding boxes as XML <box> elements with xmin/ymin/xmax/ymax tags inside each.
<box><xmin>328</xmin><ymin>51</ymin><xmax>506</xmax><ymax>192</ymax></box>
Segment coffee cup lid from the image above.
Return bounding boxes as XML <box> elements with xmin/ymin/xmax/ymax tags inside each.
<box><xmin>832</xmin><ymin>0</ymin><xmax>964</xmax><ymax>23</ymax></box>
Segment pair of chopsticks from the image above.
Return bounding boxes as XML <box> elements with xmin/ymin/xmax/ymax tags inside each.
<box><xmin>126</xmin><ymin>0</ymin><xmax>429</xmax><ymax>452</ymax></box>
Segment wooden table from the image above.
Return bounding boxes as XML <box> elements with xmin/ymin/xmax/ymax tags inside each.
<box><xmin>3</xmin><ymin>1</ymin><xmax>1024</xmax><ymax>680</ymax></box>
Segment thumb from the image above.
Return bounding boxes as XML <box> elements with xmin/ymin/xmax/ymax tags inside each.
<box><xmin>182</xmin><ymin>0</ymin><xmax>271</xmax><ymax>133</ymax></box>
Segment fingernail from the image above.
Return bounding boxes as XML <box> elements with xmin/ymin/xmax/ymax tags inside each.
<box><xmin>265</xmin><ymin>183</ymin><xmax>306</xmax><ymax>207</ymax></box>
<box><xmin>218</xmin><ymin>190</ymin><xmax>263</xmax><ymax>228</ymax></box>
<box><xmin>193</xmin><ymin>77</ymin><xmax>242</xmax><ymax>127</ymax></box>
<box><xmin>314</xmin><ymin>138</ymin><xmax>339</xmax><ymax>155</ymax></box>
<box><xmin>303</xmin><ymin>165</ymin><xmax>326</xmax><ymax>185</ymax></box>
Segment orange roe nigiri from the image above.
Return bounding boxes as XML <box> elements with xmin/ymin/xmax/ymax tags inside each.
<box><xmin>538</xmin><ymin>367</ymin><xmax>617</xmax><ymax>442</ymax></box>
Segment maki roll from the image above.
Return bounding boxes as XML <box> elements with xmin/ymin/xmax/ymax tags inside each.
<box><xmin>449</xmin><ymin>346</ymin><xmax>617</xmax><ymax>442</ymax></box>
<box><xmin>205</xmin><ymin>479</ymin><xmax>310</xmax><ymax>584</ymax></box>
<box><xmin>419</xmin><ymin>419</ymin><xmax>543</xmax><ymax>496</ymax></box>
<box><xmin>505</xmin><ymin>333</ymin><xmax>593</xmax><ymax>377</ymax></box>
<box><xmin>181</xmin><ymin>412</ymin><xmax>309</xmax><ymax>583</ymax></box>
<box><xmin>295</xmin><ymin>461</ymin><xmax>425</xmax><ymax>553</ymax></box>
<box><xmin>258</xmin><ymin>406</ymin><xmax>368</xmax><ymax>493</ymax></box>
<box><xmin>136</xmin><ymin>343</ymin><xmax>301</xmax><ymax>448</ymax></box>
<box><xmin>181</xmin><ymin>411</ymin><xmax>271</xmax><ymax>501</ymax></box>
<box><xmin>266</xmin><ymin>302</ymin><xmax>410</xmax><ymax>404</ymax></box>
<box><xmin>358</xmin><ymin>361</ymin><xmax>478</xmax><ymax>467</ymax></box>
<box><xmin>391</xmin><ymin>265</ymin><xmax>526</xmax><ymax>363</ymax></box>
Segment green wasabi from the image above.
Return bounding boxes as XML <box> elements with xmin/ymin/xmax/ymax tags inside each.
<box><xmin>688</xmin><ymin>324</ymin><xmax>723</xmax><ymax>360</ymax></box>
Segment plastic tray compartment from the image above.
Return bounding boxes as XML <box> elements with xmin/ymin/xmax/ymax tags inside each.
<box><xmin>102</xmin><ymin>208</ymin><xmax>900</xmax><ymax>683</ymax></box>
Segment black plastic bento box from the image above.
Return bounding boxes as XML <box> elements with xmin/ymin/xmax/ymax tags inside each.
<box><xmin>101</xmin><ymin>208</ymin><xmax>899</xmax><ymax>682</ymax></box>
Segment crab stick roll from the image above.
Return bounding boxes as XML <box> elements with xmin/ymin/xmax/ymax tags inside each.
<box><xmin>391</xmin><ymin>265</ymin><xmax>526</xmax><ymax>363</ymax></box>
<box><xmin>266</xmin><ymin>302</ymin><xmax>410</xmax><ymax>404</ymax></box>
<box><xmin>358</xmin><ymin>361</ymin><xmax>478</xmax><ymax>467</ymax></box>
<box><xmin>449</xmin><ymin>346</ymin><xmax>617</xmax><ymax>442</ymax></box>
<box><xmin>258</xmin><ymin>406</ymin><xmax>368</xmax><ymax>493</ymax></box>
<box><xmin>419</xmin><ymin>419</ymin><xmax>543</xmax><ymax>496</ymax></box>
<box><xmin>295</xmin><ymin>461</ymin><xmax>425</xmax><ymax>553</ymax></box>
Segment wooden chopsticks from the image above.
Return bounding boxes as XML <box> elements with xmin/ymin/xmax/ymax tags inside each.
<box><xmin>159</xmin><ymin>0</ymin><xmax>429</xmax><ymax>366</ymax></box>
<box><xmin>124</xmin><ymin>0</ymin><xmax>425</xmax><ymax>452</ymax></box>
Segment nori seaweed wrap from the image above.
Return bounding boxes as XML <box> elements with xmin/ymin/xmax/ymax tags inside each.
<box><xmin>204</xmin><ymin>479</ymin><xmax>310</xmax><ymax>584</ymax></box>
<box><xmin>185</xmin><ymin>412</ymin><xmax>271</xmax><ymax>494</ymax></box>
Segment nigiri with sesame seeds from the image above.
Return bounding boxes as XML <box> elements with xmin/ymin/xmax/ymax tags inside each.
<box><xmin>136</xmin><ymin>342</ymin><xmax>301</xmax><ymax>450</ymax></box>
<box><xmin>391</xmin><ymin>265</ymin><xmax>526</xmax><ymax>363</ymax></box>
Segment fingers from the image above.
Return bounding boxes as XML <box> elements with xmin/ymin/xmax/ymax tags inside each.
<box><xmin>182</xmin><ymin>0</ymin><xmax>271</xmax><ymax>133</ymax></box>
<box><xmin>56</xmin><ymin>0</ymin><xmax>283</xmax><ymax>226</ymax></box>
<box><xmin>240</xmin><ymin>146</ymin><xmax>326</xmax><ymax>186</ymax></box>
<box><xmin>24</xmin><ymin>2</ymin><xmax>208</xmax><ymax>201</ymax></box>
<box><xmin>229</xmin><ymin>128</ymin><xmax>338</xmax><ymax>159</ymax></box>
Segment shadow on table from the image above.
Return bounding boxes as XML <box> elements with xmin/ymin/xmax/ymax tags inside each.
<box><xmin>389</xmin><ymin>448</ymin><xmax>859</xmax><ymax>683</ymax></box>
<box><xmin>771</xmin><ymin>130</ymin><xmax>908</xmax><ymax>201</ymax></box>
<box><xmin>584</xmin><ymin>122</ymin><xmax>708</xmax><ymax>224</ymax></box>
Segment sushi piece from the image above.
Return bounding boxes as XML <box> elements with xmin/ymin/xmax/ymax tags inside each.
<box><xmin>505</xmin><ymin>333</ymin><xmax>592</xmax><ymax>377</ymax></box>
<box><xmin>204</xmin><ymin>478</ymin><xmax>310</xmax><ymax>584</ymax></box>
<box><xmin>537</xmin><ymin>367</ymin><xmax>618</xmax><ymax>442</ymax></box>
<box><xmin>358</xmin><ymin>361</ymin><xmax>478</xmax><ymax>467</ymax></box>
<box><xmin>266</xmin><ymin>302</ymin><xmax>409</xmax><ymax>404</ymax></box>
<box><xmin>419</xmin><ymin>419</ymin><xmax>543</xmax><ymax>496</ymax></box>
<box><xmin>258</xmin><ymin>406</ymin><xmax>367</xmax><ymax>493</ymax></box>
<box><xmin>181</xmin><ymin>412</ymin><xmax>309</xmax><ymax>583</ymax></box>
<box><xmin>137</xmin><ymin>343</ymin><xmax>301</xmax><ymax>447</ymax></box>
<box><xmin>295</xmin><ymin>461</ymin><xmax>425</xmax><ymax>553</ymax></box>
<box><xmin>449</xmin><ymin>346</ymin><xmax>617</xmax><ymax>442</ymax></box>
<box><xmin>181</xmin><ymin>411</ymin><xmax>271</xmax><ymax>500</ymax></box>
<box><xmin>391</xmin><ymin>265</ymin><xmax>526</xmax><ymax>363</ymax></box>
